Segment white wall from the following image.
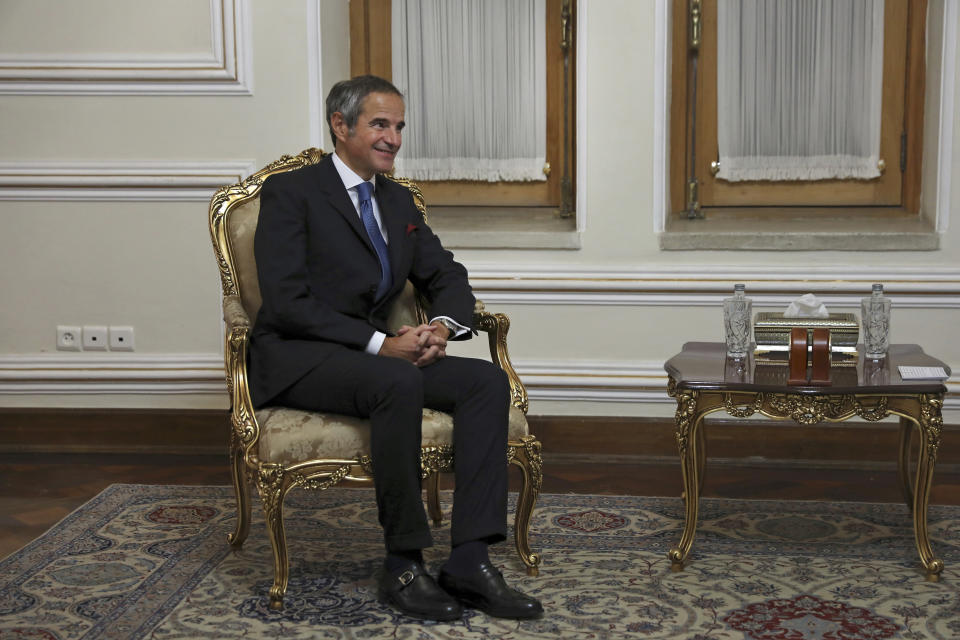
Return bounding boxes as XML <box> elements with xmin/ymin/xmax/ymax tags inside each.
<box><xmin>1</xmin><ymin>0</ymin><xmax>957</xmax><ymax>421</ymax></box>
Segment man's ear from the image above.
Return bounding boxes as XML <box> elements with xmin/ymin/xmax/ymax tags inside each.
<box><xmin>330</xmin><ymin>111</ymin><xmax>348</xmax><ymax>143</ymax></box>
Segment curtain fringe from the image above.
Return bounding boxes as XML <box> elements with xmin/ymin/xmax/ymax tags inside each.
<box><xmin>393</xmin><ymin>157</ymin><xmax>548</xmax><ymax>183</ymax></box>
<box><xmin>717</xmin><ymin>155</ymin><xmax>882</xmax><ymax>182</ymax></box>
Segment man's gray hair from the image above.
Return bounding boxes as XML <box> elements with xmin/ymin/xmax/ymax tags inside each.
<box><xmin>326</xmin><ymin>75</ymin><xmax>403</xmax><ymax>146</ymax></box>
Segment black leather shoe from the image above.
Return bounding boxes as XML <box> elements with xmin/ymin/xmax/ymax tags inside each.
<box><xmin>439</xmin><ymin>562</ymin><xmax>544</xmax><ymax>619</ymax></box>
<box><xmin>378</xmin><ymin>561</ymin><xmax>463</xmax><ymax>621</ymax></box>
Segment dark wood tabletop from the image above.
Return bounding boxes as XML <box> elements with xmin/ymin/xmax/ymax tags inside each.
<box><xmin>665</xmin><ymin>342</ymin><xmax>950</xmax><ymax>395</ymax></box>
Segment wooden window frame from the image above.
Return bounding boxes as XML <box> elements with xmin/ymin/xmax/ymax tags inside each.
<box><xmin>349</xmin><ymin>0</ymin><xmax>575</xmax><ymax>210</ymax></box>
<box><xmin>669</xmin><ymin>0</ymin><xmax>927</xmax><ymax>216</ymax></box>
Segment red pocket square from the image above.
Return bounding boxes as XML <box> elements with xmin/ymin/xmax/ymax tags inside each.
<box><xmin>406</xmin><ymin>223</ymin><xmax>418</xmax><ymax>235</ymax></box>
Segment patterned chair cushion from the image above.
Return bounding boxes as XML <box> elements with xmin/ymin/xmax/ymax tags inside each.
<box><xmin>257</xmin><ymin>404</ymin><xmax>529</xmax><ymax>465</ymax></box>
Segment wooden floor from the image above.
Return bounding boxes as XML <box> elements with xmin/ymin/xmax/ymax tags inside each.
<box><xmin>3</xmin><ymin>451</ymin><xmax>959</xmax><ymax>562</ymax></box>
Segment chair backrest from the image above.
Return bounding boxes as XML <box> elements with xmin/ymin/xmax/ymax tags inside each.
<box><xmin>209</xmin><ymin>148</ymin><xmax>428</xmax><ymax>329</ymax></box>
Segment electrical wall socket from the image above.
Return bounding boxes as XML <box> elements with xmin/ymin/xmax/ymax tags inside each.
<box><xmin>82</xmin><ymin>326</ymin><xmax>108</xmax><ymax>351</ymax></box>
<box><xmin>56</xmin><ymin>326</ymin><xmax>82</xmax><ymax>351</ymax></box>
<box><xmin>109</xmin><ymin>326</ymin><xmax>135</xmax><ymax>351</ymax></box>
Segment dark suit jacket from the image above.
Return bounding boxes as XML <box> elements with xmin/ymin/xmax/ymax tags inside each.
<box><xmin>249</xmin><ymin>154</ymin><xmax>476</xmax><ymax>408</ymax></box>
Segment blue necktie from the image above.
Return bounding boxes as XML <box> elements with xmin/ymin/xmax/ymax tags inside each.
<box><xmin>356</xmin><ymin>181</ymin><xmax>392</xmax><ymax>301</ymax></box>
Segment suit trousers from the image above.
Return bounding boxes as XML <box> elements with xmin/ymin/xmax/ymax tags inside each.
<box><xmin>272</xmin><ymin>347</ymin><xmax>510</xmax><ymax>553</ymax></box>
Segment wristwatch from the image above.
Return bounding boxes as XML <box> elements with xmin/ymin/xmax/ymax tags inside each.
<box><xmin>435</xmin><ymin>318</ymin><xmax>459</xmax><ymax>338</ymax></box>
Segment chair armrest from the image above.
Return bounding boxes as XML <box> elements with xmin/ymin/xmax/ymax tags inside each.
<box><xmin>223</xmin><ymin>301</ymin><xmax>260</xmax><ymax>455</ymax></box>
<box><xmin>224</xmin><ymin>294</ymin><xmax>250</xmax><ymax>329</ymax></box>
<box><xmin>473</xmin><ymin>300</ymin><xmax>529</xmax><ymax>414</ymax></box>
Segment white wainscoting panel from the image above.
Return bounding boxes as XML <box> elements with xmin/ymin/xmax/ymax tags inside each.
<box><xmin>0</xmin><ymin>161</ymin><xmax>255</xmax><ymax>201</ymax></box>
<box><xmin>517</xmin><ymin>360</ymin><xmax>671</xmax><ymax>403</ymax></box>
<box><xmin>0</xmin><ymin>354</ymin><xmax>225</xmax><ymax>394</ymax></box>
<box><xmin>2</xmin><ymin>353</ymin><xmax>956</xmax><ymax>414</ymax></box>
<box><xmin>0</xmin><ymin>0</ymin><xmax>252</xmax><ymax>95</ymax></box>
<box><xmin>466</xmin><ymin>264</ymin><xmax>960</xmax><ymax>308</ymax></box>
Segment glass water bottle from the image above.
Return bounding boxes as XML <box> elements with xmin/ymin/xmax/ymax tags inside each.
<box><xmin>723</xmin><ymin>284</ymin><xmax>753</xmax><ymax>358</ymax></box>
<box><xmin>861</xmin><ymin>283</ymin><xmax>891</xmax><ymax>358</ymax></box>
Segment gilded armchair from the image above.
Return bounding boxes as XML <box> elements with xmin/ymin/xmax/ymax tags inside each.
<box><xmin>208</xmin><ymin>148</ymin><xmax>542</xmax><ymax>610</ymax></box>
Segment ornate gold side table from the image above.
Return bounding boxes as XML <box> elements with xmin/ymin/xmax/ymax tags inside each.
<box><xmin>664</xmin><ymin>342</ymin><xmax>950</xmax><ymax>580</ymax></box>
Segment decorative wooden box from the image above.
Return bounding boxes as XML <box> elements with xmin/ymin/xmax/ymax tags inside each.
<box><xmin>753</xmin><ymin>312</ymin><xmax>859</xmax><ymax>355</ymax></box>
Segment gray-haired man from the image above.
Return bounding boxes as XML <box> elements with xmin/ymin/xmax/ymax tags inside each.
<box><xmin>250</xmin><ymin>75</ymin><xmax>543</xmax><ymax>621</ymax></box>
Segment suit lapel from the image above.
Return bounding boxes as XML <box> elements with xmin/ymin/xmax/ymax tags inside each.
<box><xmin>316</xmin><ymin>156</ymin><xmax>376</xmax><ymax>256</ymax></box>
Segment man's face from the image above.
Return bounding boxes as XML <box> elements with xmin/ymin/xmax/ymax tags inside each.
<box><xmin>332</xmin><ymin>91</ymin><xmax>405</xmax><ymax>180</ymax></box>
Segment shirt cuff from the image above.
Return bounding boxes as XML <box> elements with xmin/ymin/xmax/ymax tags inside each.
<box><xmin>366</xmin><ymin>331</ymin><xmax>387</xmax><ymax>355</ymax></box>
<box><xmin>430</xmin><ymin>315</ymin><xmax>469</xmax><ymax>339</ymax></box>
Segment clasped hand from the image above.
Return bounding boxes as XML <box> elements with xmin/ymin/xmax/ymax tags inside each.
<box><xmin>379</xmin><ymin>323</ymin><xmax>449</xmax><ymax>367</ymax></box>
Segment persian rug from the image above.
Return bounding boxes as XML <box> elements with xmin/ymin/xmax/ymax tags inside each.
<box><xmin>1</xmin><ymin>485</ymin><xmax>959</xmax><ymax>639</ymax></box>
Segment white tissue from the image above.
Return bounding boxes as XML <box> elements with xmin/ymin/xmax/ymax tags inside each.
<box><xmin>784</xmin><ymin>293</ymin><xmax>829</xmax><ymax>318</ymax></box>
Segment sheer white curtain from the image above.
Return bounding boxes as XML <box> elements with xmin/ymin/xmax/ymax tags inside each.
<box><xmin>391</xmin><ymin>0</ymin><xmax>547</xmax><ymax>182</ymax></box>
<box><xmin>716</xmin><ymin>0</ymin><xmax>885</xmax><ymax>182</ymax></box>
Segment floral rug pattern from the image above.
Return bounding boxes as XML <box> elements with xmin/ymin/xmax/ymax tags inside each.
<box><xmin>1</xmin><ymin>485</ymin><xmax>959</xmax><ymax>639</ymax></box>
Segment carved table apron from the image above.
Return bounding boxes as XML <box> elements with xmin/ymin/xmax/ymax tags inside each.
<box><xmin>664</xmin><ymin>342</ymin><xmax>950</xmax><ymax>580</ymax></box>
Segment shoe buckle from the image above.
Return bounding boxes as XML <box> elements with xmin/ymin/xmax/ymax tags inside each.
<box><xmin>398</xmin><ymin>570</ymin><xmax>415</xmax><ymax>586</ymax></box>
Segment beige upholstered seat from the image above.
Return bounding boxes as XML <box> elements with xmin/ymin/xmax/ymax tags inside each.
<box><xmin>208</xmin><ymin>148</ymin><xmax>543</xmax><ymax>610</ymax></box>
<box><xmin>256</xmin><ymin>404</ymin><xmax>530</xmax><ymax>465</ymax></box>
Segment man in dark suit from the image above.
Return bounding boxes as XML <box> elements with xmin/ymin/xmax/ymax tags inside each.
<box><xmin>250</xmin><ymin>75</ymin><xmax>542</xmax><ymax>621</ymax></box>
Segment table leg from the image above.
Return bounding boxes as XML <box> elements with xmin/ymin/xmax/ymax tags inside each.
<box><xmin>910</xmin><ymin>394</ymin><xmax>944</xmax><ymax>581</ymax></box>
<box><xmin>897</xmin><ymin>416</ymin><xmax>914</xmax><ymax>511</ymax></box>
<box><xmin>696</xmin><ymin>425</ymin><xmax>707</xmax><ymax>495</ymax></box>
<box><xmin>670</xmin><ymin>388</ymin><xmax>705</xmax><ymax>571</ymax></box>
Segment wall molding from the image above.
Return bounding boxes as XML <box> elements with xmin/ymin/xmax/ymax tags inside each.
<box><xmin>1</xmin><ymin>353</ymin><xmax>956</xmax><ymax>412</ymax></box>
<box><xmin>518</xmin><ymin>360</ymin><xmax>671</xmax><ymax>404</ymax></box>
<box><xmin>652</xmin><ymin>0</ymin><xmax>670</xmax><ymax>233</ymax></box>
<box><xmin>0</xmin><ymin>161</ymin><xmax>255</xmax><ymax>201</ymax></box>
<box><xmin>0</xmin><ymin>354</ymin><xmax>225</xmax><ymax>395</ymax></box>
<box><xmin>467</xmin><ymin>263</ymin><xmax>960</xmax><ymax>307</ymax></box>
<box><xmin>0</xmin><ymin>0</ymin><xmax>252</xmax><ymax>95</ymax></box>
<box><xmin>936</xmin><ymin>0</ymin><xmax>958</xmax><ymax>232</ymax></box>
<box><xmin>306</xmin><ymin>0</ymin><xmax>325</xmax><ymax>151</ymax></box>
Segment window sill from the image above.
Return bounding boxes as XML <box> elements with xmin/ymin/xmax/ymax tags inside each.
<box><xmin>660</xmin><ymin>208</ymin><xmax>939</xmax><ymax>251</ymax></box>
<box><xmin>427</xmin><ymin>206</ymin><xmax>580</xmax><ymax>249</ymax></box>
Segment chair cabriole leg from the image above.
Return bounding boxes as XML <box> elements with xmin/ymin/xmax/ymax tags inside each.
<box><xmin>425</xmin><ymin>471</ymin><xmax>443</xmax><ymax>527</ymax></box>
<box><xmin>228</xmin><ymin>431</ymin><xmax>251</xmax><ymax>548</ymax></box>
<box><xmin>509</xmin><ymin>436</ymin><xmax>542</xmax><ymax>576</ymax></box>
<box><xmin>257</xmin><ymin>467</ymin><xmax>290</xmax><ymax>611</ymax></box>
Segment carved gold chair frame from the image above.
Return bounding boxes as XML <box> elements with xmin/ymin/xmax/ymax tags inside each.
<box><xmin>208</xmin><ymin>148</ymin><xmax>543</xmax><ymax>610</ymax></box>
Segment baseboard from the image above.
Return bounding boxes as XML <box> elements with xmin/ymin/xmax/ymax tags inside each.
<box><xmin>0</xmin><ymin>410</ymin><xmax>955</xmax><ymax>468</ymax></box>
<box><xmin>533</xmin><ymin>415</ymin><xmax>960</xmax><ymax>465</ymax></box>
<box><xmin>0</xmin><ymin>408</ymin><xmax>229</xmax><ymax>455</ymax></box>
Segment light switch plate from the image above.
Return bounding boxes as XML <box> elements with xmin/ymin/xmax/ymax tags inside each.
<box><xmin>82</xmin><ymin>326</ymin><xmax>108</xmax><ymax>351</ymax></box>
<box><xmin>109</xmin><ymin>326</ymin><xmax>135</xmax><ymax>351</ymax></box>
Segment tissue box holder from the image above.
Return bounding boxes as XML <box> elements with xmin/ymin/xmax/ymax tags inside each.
<box><xmin>754</xmin><ymin>312</ymin><xmax>859</xmax><ymax>356</ymax></box>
